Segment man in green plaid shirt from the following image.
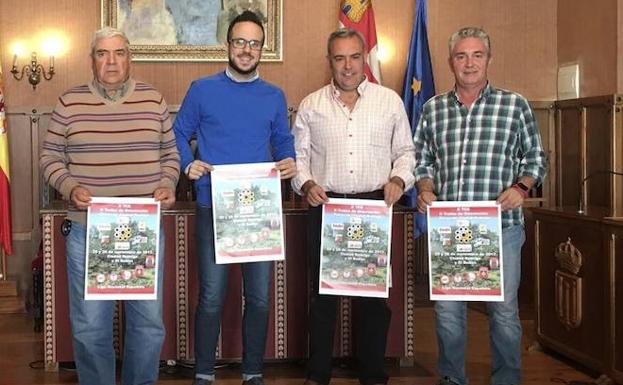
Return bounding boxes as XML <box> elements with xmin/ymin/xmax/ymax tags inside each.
<box><xmin>413</xmin><ymin>27</ymin><xmax>547</xmax><ymax>385</ymax></box>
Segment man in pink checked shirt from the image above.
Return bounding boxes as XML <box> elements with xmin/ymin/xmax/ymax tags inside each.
<box><xmin>291</xmin><ymin>28</ymin><xmax>415</xmax><ymax>385</ymax></box>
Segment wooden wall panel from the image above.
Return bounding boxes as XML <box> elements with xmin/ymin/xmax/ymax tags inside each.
<box><xmin>1</xmin><ymin>0</ymin><xmax>558</xmax><ymax>108</ymax></box>
<box><xmin>0</xmin><ymin>0</ymin><xmax>98</xmax><ymax>107</ymax></box>
<box><xmin>556</xmin><ymin>106</ymin><xmax>582</xmax><ymax>208</ymax></box>
<box><xmin>5</xmin><ymin>113</ymin><xmax>33</xmax><ymax>234</ymax></box>
<box><xmin>585</xmin><ymin>105</ymin><xmax>612</xmax><ymax>208</ymax></box>
<box><xmin>0</xmin><ymin>0</ymin><xmax>560</xmax><ymax>233</ymax></box>
<box><xmin>558</xmin><ymin>0</ymin><xmax>618</xmax><ymax>97</ymax></box>
<box><xmin>427</xmin><ymin>0</ymin><xmax>557</xmax><ymax>101</ymax></box>
<box><xmin>0</xmin><ymin>0</ymin><xmax>558</xmax><ymax>289</ymax></box>
<box><xmin>554</xmin><ymin>95</ymin><xmax>623</xmax><ymax>215</ymax></box>
<box><xmin>615</xmin><ymin>229</ymin><xmax>623</xmax><ymax>381</ymax></box>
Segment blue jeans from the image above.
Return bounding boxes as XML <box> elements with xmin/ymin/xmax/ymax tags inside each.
<box><xmin>194</xmin><ymin>206</ymin><xmax>271</xmax><ymax>379</ymax></box>
<box><xmin>435</xmin><ymin>225</ymin><xmax>525</xmax><ymax>385</ymax></box>
<box><xmin>65</xmin><ymin>221</ymin><xmax>165</xmax><ymax>385</ymax></box>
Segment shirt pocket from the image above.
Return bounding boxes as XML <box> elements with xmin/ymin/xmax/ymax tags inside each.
<box><xmin>368</xmin><ymin>113</ymin><xmax>394</xmax><ymax>161</ymax></box>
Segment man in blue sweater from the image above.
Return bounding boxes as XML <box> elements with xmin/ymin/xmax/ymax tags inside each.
<box><xmin>173</xmin><ymin>11</ymin><xmax>296</xmax><ymax>385</ymax></box>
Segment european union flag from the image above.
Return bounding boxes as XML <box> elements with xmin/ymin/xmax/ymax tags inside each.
<box><xmin>402</xmin><ymin>0</ymin><xmax>435</xmax><ymax>132</ymax></box>
<box><xmin>402</xmin><ymin>0</ymin><xmax>435</xmax><ymax>238</ymax></box>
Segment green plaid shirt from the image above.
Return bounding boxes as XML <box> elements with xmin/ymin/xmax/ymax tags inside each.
<box><xmin>414</xmin><ymin>83</ymin><xmax>547</xmax><ymax>228</ymax></box>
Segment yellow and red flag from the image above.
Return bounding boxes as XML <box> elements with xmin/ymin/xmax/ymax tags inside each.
<box><xmin>0</xmin><ymin>64</ymin><xmax>13</xmax><ymax>255</ymax></box>
<box><xmin>338</xmin><ymin>0</ymin><xmax>382</xmax><ymax>84</ymax></box>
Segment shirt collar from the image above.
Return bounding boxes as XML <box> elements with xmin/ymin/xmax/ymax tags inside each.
<box><xmin>329</xmin><ymin>76</ymin><xmax>369</xmax><ymax>100</ymax></box>
<box><xmin>225</xmin><ymin>66</ymin><xmax>260</xmax><ymax>83</ymax></box>
<box><xmin>450</xmin><ymin>82</ymin><xmax>492</xmax><ymax>105</ymax></box>
<box><xmin>92</xmin><ymin>78</ymin><xmax>131</xmax><ymax>101</ymax></box>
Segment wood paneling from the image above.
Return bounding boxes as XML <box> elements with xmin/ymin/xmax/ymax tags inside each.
<box><xmin>0</xmin><ymin>0</ymin><xmax>97</xmax><ymax>107</ymax></box>
<box><xmin>1</xmin><ymin>0</ymin><xmax>558</xmax><ymax>109</ymax></box>
<box><xmin>554</xmin><ymin>95</ymin><xmax>623</xmax><ymax>214</ymax></box>
<box><xmin>427</xmin><ymin>0</ymin><xmax>557</xmax><ymax>101</ymax></box>
<box><xmin>585</xmin><ymin>104</ymin><xmax>612</xmax><ymax>207</ymax></box>
<box><xmin>0</xmin><ymin>0</ymin><xmax>560</xmax><ymax>276</ymax></box>
<box><xmin>40</xmin><ymin>205</ymin><xmax>417</xmax><ymax>367</ymax></box>
<box><xmin>556</xmin><ymin>104</ymin><xmax>582</xmax><ymax>207</ymax></box>
<box><xmin>613</xmin><ymin>226</ymin><xmax>623</xmax><ymax>381</ymax></box>
<box><xmin>533</xmin><ymin>208</ymin><xmax>623</xmax><ymax>385</ymax></box>
<box><xmin>558</xmin><ymin>0</ymin><xmax>618</xmax><ymax>97</ymax></box>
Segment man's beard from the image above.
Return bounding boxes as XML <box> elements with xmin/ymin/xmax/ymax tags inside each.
<box><xmin>228</xmin><ymin>55</ymin><xmax>259</xmax><ymax>76</ymax></box>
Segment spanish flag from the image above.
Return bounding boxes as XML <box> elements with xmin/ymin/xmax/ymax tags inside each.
<box><xmin>0</xmin><ymin>64</ymin><xmax>13</xmax><ymax>255</ymax></box>
<box><xmin>339</xmin><ymin>0</ymin><xmax>382</xmax><ymax>84</ymax></box>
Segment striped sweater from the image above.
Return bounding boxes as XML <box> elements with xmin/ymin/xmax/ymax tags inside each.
<box><xmin>40</xmin><ymin>79</ymin><xmax>180</xmax><ymax>223</ymax></box>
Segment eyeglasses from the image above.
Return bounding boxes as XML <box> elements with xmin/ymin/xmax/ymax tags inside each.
<box><xmin>229</xmin><ymin>38</ymin><xmax>263</xmax><ymax>51</ymax></box>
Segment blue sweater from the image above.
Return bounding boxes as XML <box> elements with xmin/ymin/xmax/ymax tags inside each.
<box><xmin>174</xmin><ymin>71</ymin><xmax>295</xmax><ymax>207</ymax></box>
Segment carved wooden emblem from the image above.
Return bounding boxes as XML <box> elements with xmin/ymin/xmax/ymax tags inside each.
<box><xmin>554</xmin><ymin>238</ymin><xmax>583</xmax><ymax>329</ymax></box>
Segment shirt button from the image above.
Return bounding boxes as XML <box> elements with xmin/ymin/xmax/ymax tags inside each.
<box><xmin>349</xmin><ymin>134</ymin><xmax>353</xmax><ymax>137</ymax></box>
<box><xmin>463</xmin><ymin>159</ymin><xmax>467</xmax><ymax>164</ymax></box>
<box><xmin>349</xmin><ymin>118</ymin><xmax>353</xmax><ymax>121</ymax></box>
<box><xmin>349</xmin><ymin>152</ymin><xmax>353</xmax><ymax>155</ymax></box>
<box><xmin>350</xmin><ymin>170</ymin><xmax>353</xmax><ymax>174</ymax></box>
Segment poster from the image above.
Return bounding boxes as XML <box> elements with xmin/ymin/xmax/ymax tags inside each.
<box><xmin>319</xmin><ymin>198</ymin><xmax>392</xmax><ymax>298</ymax></box>
<box><xmin>427</xmin><ymin>201</ymin><xmax>504</xmax><ymax>301</ymax></box>
<box><xmin>211</xmin><ymin>162</ymin><xmax>285</xmax><ymax>263</ymax></box>
<box><xmin>85</xmin><ymin>197</ymin><xmax>160</xmax><ymax>300</ymax></box>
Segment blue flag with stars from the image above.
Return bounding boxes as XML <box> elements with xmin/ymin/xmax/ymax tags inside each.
<box><xmin>402</xmin><ymin>0</ymin><xmax>435</xmax><ymax>238</ymax></box>
<box><xmin>402</xmin><ymin>0</ymin><xmax>435</xmax><ymax>132</ymax></box>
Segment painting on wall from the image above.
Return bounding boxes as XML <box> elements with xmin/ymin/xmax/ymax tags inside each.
<box><xmin>102</xmin><ymin>0</ymin><xmax>282</xmax><ymax>61</ymax></box>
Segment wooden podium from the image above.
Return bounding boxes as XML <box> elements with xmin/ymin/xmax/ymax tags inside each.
<box><xmin>532</xmin><ymin>95</ymin><xmax>623</xmax><ymax>384</ymax></box>
<box><xmin>532</xmin><ymin>207</ymin><xmax>623</xmax><ymax>384</ymax></box>
<box><xmin>40</xmin><ymin>202</ymin><xmax>417</xmax><ymax>370</ymax></box>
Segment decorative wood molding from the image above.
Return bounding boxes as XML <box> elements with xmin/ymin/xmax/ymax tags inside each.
<box><xmin>404</xmin><ymin>212</ymin><xmax>415</xmax><ymax>358</ymax></box>
<box><xmin>274</xmin><ymin>260</ymin><xmax>287</xmax><ymax>358</ymax></box>
<box><xmin>42</xmin><ymin>214</ymin><xmax>57</xmax><ymax>371</ymax></box>
<box><xmin>339</xmin><ymin>297</ymin><xmax>352</xmax><ymax>356</ymax></box>
<box><xmin>176</xmin><ymin>214</ymin><xmax>189</xmax><ymax>359</ymax></box>
<box><xmin>554</xmin><ymin>238</ymin><xmax>583</xmax><ymax>329</ymax></box>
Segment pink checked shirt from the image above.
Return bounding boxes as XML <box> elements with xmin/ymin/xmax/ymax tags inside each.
<box><xmin>292</xmin><ymin>78</ymin><xmax>415</xmax><ymax>195</ymax></box>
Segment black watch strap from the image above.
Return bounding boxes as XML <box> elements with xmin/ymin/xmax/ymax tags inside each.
<box><xmin>516</xmin><ymin>182</ymin><xmax>530</xmax><ymax>191</ymax></box>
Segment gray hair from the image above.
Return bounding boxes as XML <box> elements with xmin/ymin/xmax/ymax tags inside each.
<box><xmin>90</xmin><ymin>27</ymin><xmax>130</xmax><ymax>56</ymax></box>
<box><xmin>448</xmin><ymin>27</ymin><xmax>491</xmax><ymax>57</ymax></box>
<box><xmin>326</xmin><ymin>28</ymin><xmax>365</xmax><ymax>56</ymax></box>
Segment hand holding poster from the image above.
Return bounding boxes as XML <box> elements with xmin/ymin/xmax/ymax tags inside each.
<box><xmin>427</xmin><ymin>201</ymin><xmax>504</xmax><ymax>302</ymax></box>
<box><xmin>85</xmin><ymin>197</ymin><xmax>161</xmax><ymax>300</ymax></box>
<box><xmin>211</xmin><ymin>162</ymin><xmax>285</xmax><ymax>264</ymax></box>
<box><xmin>319</xmin><ymin>198</ymin><xmax>392</xmax><ymax>298</ymax></box>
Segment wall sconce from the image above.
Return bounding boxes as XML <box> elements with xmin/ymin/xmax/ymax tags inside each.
<box><xmin>10</xmin><ymin>51</ymin><xmax>55</xmax><ymax>90</ymax></box>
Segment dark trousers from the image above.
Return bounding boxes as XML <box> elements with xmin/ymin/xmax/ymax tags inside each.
<box><xmin>306</xmin><ymin>203</ymin><xmax>391</xmax><ymax>385</ymax></box>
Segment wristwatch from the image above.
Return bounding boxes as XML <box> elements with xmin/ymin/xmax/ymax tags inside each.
<box><xmin>515</xmin><ymin>182</ymin><xmax>530</xmax><ymax>192</ymax></box>
<box><xmin>512</xmin><ymin>182</ymin><xmax>530</xmax><ymax>198</ymax></box>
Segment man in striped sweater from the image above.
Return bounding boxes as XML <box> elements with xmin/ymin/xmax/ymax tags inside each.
<box><xmin>39</xmin><ymin>27</ymin><xmax>180</xmax><ymax>385</ymax></box>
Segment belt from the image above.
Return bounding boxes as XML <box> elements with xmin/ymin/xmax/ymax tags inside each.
<box><xmin>326</xmin><ymin>190</ymin><xmax>384</xmax><ymax>200</ymax></box>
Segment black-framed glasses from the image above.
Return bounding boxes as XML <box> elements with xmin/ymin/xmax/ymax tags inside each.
<box><xmin>229</xmin><ymin>38</ymin><xmax>263</xmax><ymax>51</ymax></box>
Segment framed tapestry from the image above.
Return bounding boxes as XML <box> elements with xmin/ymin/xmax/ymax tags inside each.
<box><xmin>101</xmin><ymin>0</ymin><xmax>282</xmax><ymax>61</ymax></box>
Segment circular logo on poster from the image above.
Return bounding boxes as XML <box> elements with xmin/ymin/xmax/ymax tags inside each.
<box><xmin>114</xmin><ymin>224</ymin><xmax>132</xmax><ymax>241</ymax></box>
<box><xmin>347</xmin><ymin>224</ymin><xmax>364</xmax><ymax>240</ymax></box>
